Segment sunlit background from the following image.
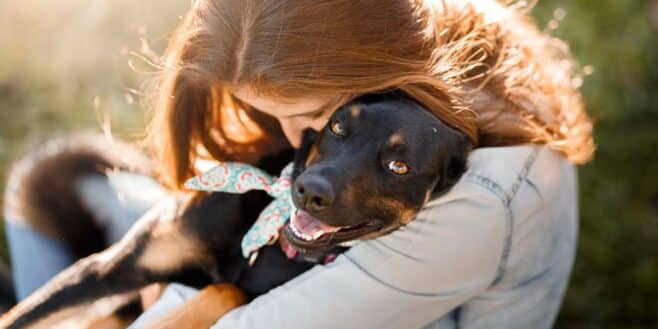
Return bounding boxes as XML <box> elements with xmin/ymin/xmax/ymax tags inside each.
<box><xmin>0</xmin><ymin>1</ymin><xmax>656</xmax><ymax>327</ymax></box>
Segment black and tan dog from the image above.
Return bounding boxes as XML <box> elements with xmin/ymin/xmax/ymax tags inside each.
<box><xmin>0</xmin><ymin>92</ymin><xmax>471</xmax><ymax>328</ymax></box>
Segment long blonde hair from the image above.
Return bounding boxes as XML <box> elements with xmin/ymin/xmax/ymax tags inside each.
<box><xmin>142</xmin><ymin>0</ymin><xmax>594</xmax><ymax>189</ymax></box>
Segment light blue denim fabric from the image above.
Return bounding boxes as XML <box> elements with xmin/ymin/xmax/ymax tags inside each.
<box><xmin>5</xmin><ymin>221</ymin><xmax>76</xmax><ymax>300</ymax></box>
<box><xmin>128</xmin><ymin>145</ymin><xmax>578</xmax><ymax>329</ymax></box>
<box><xmin>5</xmin><ymin>145</ymin><xmax>579</xmax><ymax>329</ymax></box>
<box><xmin>4</xmin><ymin>171</ymin><xmax>167</xmax><ymax>300</ymax></box>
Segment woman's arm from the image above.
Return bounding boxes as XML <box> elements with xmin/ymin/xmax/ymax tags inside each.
<box><xmin>213</xmin><ymin>181</ymin><xmax>506</xmax><ymax>329</ymax></box>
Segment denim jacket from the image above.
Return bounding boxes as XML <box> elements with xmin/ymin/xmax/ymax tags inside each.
<box><xmin>201</xmin><ymin>145</ymin><xmax>577</xmax><ymax>329</ymax></box>
<box><xmin>126</xmin><ymin>145</ymin><xmax>578</xmax><ymax>329</ymax></box>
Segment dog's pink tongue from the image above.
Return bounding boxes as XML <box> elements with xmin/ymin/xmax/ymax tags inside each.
<box><xmin>292</xmin><ymin>210</ymin><xmax>341</xmax><ymax>240</ymax></box>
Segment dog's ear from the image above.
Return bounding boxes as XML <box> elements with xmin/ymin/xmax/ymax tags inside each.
<box><xmin>292</xmin><ymin>128</ymin><xmax>318</xmax><ymax>179</ymax></box>
<box><xmin>431</xmin><ymin>131</ymin><xmax>472</xmax><ymax>198</ymax></box>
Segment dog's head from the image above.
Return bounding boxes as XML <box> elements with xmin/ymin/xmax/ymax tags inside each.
<box><xmin>283</xmin><ymin>92</ymin><xmax>472</xmax><ymax>254</ymax></box>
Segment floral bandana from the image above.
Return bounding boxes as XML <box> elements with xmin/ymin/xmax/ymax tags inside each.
<box><xmin>183</xmin><ymin>162</ymin><xmax>296</xmax><ymax>265</ymax></box>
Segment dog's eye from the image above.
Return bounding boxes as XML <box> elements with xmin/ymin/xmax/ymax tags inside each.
<box><xmin>329</xmin><ymin>120</ymin><xmax>346</xmax><ymax>136</ymax></box>
<box><xmin>387</xmin><ymin>160</ymin><xmax>409</xmax><ymax>175</ymax></box>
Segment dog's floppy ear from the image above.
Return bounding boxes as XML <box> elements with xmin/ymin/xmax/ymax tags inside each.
<box><xmin>431</xmin><ymin>130</ymin><xmax>472</xmax><ymax>198</ymax></box>
<box><xmin>292</xmin><ymin>128</ymin><xmax>318</xmax><ymax>179</ymax></box>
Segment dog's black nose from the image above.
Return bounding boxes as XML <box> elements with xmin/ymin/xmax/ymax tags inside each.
<box><xmin>293</xmin><ymin>175</ymin><xmax>335</xmax><ymax>212</ymax></box>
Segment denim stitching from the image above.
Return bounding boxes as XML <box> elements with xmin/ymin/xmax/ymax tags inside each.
<box><xmin>508</xmin><ymin>148</ymin><xmax>540</xmax><ymax>203</ymax></box>
<box><xmin>343</xmin><ymin>253</ymin><xmax>471</xmax><ymax>297</ymax></box>
<box><xmin>524</xmin><ymin>177</ymin><xmax>544</xmax><ymax>202</ymax></box>
<box><xmin>463</xmin><ymin>173</ymin><xmax>510</xmax><ymax>285</ymax></box>
<box><xmin>463</xmin><ymin>147</ymin><xmax>541</xmax><ymax>287</ymax></box>
<box><xmin>464</xmin><ymin>173</ymin><xmax>508</xmax><ymax>200</ymax></box>
<box><xmin>372</xmin><ymin>240</ymin><xmax>425</xmax><ymax>261</ymax></box>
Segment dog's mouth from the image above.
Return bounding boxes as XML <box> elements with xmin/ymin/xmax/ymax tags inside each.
<box><xmin>283</xmin><ymin>209</ymin><xmax>383</xmax><ymax>252</ymax></box>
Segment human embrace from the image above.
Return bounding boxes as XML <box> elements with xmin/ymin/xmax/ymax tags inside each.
<box><xmin>3</xmin><ymin>0</ymin><xmax>593</xmax><ymax>328</ymax></box>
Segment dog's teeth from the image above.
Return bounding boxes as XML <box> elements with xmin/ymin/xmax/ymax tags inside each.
<box><xmin>311</xmin><ymin>230</ymin><xmax>324</xmax><ymax>240</ymax></box>
<box><xmin>293</xmin><ymin>225</ymin><xmax>313</xmax><ymax>241</ymax></box>
<box><xmin>290</xmin><ymin>211</ymin><xmax>321</xmax><ymax>241</ymax></box>
<box><xmin>291</xmin><ymin>221</ymin><xmax>311</xmax><ymax>241</ymax></box>
<box><xmin>300</xmin><ymin>230</ymin><xmax>312</xmax><ymax>241</ymax></box>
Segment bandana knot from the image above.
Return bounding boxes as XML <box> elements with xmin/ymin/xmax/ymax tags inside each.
<box><xmin>184</xmin><ymin>162</ymin><xmax>295</xmax><ymax>262</ymax></box>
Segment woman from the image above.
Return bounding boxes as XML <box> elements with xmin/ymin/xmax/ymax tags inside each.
<box><xmin>132</xmin><ymin>0</ymin><xmax>593</xmax><ymax>327</ymax></box>
<box><xmin>6</xmin><ymin>0</ymin><xmax>594</xmax><ymax>328</ymax></box>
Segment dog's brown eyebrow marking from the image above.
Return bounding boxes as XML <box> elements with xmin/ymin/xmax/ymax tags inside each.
<box><xmin>349</xmin><ymin>105</ymin><xmax>361</xmax><ymax>118</ymax></box>
<box><xmin>386</xmin><ymin>133</ymin><xmax>405</xmax><ymax>147</ymax></box>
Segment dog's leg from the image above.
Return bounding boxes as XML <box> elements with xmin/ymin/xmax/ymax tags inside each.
<box><xmin>0</xmin><ymin>192</ymin><xmax>231</xmax><ymax>329</ymax></box>
<box><xmin>143</xmin><ymin>283</ymin><xmax>246</xmax><ymax>329</ymax></box>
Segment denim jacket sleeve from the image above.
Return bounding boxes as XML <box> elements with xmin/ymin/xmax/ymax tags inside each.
<box><xmin>213</xmin><ymin>156</ymin><xmax>509</xmax><ymax>329</ymax></box>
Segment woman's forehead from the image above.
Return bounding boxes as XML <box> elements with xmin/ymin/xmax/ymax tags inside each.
<box><xmin>230</xmin><ymin>86</ymin><xmax>336</xmax><ymax>119</ymax></box>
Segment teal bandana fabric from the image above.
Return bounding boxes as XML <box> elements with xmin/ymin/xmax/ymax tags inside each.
<box><xmin>183</xmin><ymin>162</ymin><xmax>296</xmax><ymax>263</ymax></box>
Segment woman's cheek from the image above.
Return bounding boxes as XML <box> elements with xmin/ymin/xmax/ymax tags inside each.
<box><xmin>310</xmin><ymin>117</ymin><xmax>330</xmax><ymax>132</ymax></box>
<box><xmin>278</xmin><ymin>116</ymin><xmax>329</xmax><ymax>148</ymax></box>
<box><xmin>278</xmin><ymin>118</ymin><xmax>304</xmax><ymax>148</ymax></box>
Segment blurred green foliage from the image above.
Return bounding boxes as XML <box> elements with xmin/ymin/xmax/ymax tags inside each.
<box><xmin>531</xmin><ymin>1</ymin><xmax>658</xmax><ymax>328</ymax></box>
<box><xmin>0</xmin><ymin>1</ymin><xmax>656</xmax><ymax>328</ymax></box>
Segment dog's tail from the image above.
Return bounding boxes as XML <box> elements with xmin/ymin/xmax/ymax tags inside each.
<box><xmin>2</xmin><ymin>132</ymin><xmax>156</xmax><ymax>258</ymax></box>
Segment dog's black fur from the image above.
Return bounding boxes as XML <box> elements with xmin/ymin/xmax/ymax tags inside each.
<box><xmin>284</xmin><ymin>92</ymin><xmax>471</xmax><ymax>253</ymax></box>
<box><xmin>0</xmin><ymin>92</ymin><xmax>471</xmax><ymax>328</ymax></box>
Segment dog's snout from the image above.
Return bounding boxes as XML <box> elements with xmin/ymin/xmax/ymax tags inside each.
<box><xmin>293</xmin><ymin>175</ymin><xmax>335</xmax><ymax>212</ymax></box>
